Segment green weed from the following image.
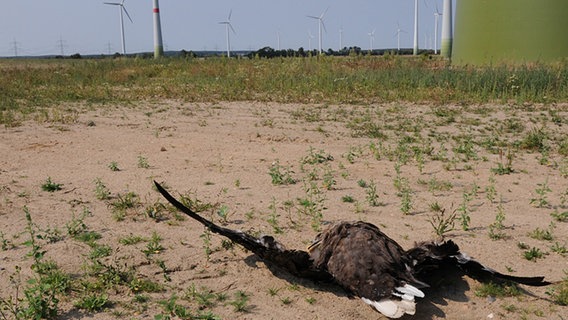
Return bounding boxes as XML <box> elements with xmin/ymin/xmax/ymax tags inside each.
<box><xmin>269</xmin><ymin>161</ymin><xmax>296</xmax><ymax>185</ymax></box>
<box><xmin>41</xmin><ymin>177</ymin><xmax>62</xmax><ymax>192</ymax></box>
<box><xmin>74</xmin><ymin>294</ymin><xmax>110</xmax><ymax>312</ymax></box>
<box><xmin>137</xmin><ymin>155</ymin><xmax>150</xmax><ymax>169</ymax></box>
<box><xmin>475</xmin><ymin>282</ymin><xmax>521</xmax><ymax>298</ymax></box>
<box><xmin>108</xmin><ymin>161</ymin><xmax>120</xmax><ymax>171</ymax></box>
<box><xmin>428</xmin><ymin>209</ymin><xmax>457</xmax><ymax>239</ymax></box>
<box><xmin>94</xmin><ymin>178</ymin><xmax>111</xmax><ymax>200</ymax></box>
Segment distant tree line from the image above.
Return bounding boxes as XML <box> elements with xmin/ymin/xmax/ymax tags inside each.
<box><xmin>41</xmin><ymin>46</ymin><xmax>432</xmax><ymax>60</ymax></box>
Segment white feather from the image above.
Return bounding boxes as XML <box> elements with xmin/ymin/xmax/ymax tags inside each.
<box><xmin>362</xmin><ymin>297</ymin><xmax>416</xmax><ymax>318</ymax></box>
<box><xmin>395</xmin><ymin>284</ymin><xmax>425</xmax><ymax>298</ymax></box>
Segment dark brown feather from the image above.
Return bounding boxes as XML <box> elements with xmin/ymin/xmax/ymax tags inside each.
<box><xmin>312</xmin><ymin>221</ymin><xmax>425</xmax><ymax>301</ymax></box>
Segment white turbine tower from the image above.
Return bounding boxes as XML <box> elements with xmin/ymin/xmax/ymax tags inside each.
<box><xmin>395</xmin><ymin>23</ymin><xmax>407</xmax><ymax>52</ymax></box>
<box><xmin>440</xmin><ymin>0</ymin><xmax>453</xmax><ymax>59</ymax></box>
<box><xmin>307</xmin><ymin>7</ymin><xmax>329</xmax><ymax>54</ymax></box>
<box><xmin>152</xmin><ymin>0</ymin><xmax>164</xmax><ymax>58</ymax></box>
<box><xmin>413</xmin><ymin>0</ymin><xmax>419</xmax><ymax>55</ymax></box>
<box><xmin>368</xmin><ymin>29</ymin><xmax>376</xmax><ymax>52</ymax></box>
<box><xmin>219</xmin><ymin>10</ymin><xmax>236</xmax><ymax>57</ymax></box>
<box><xmin>339</xmin><ymin>26</ymin><xmax>344</xmax><ymax>51</ymax></box>
<box><xmin>104</xmin><ymin>0</ymin><xmax>132</xmax><ymax>55</ymax></box>
<box><xmin>433</xmin><ymin>3</ymin><xmax>442</xmax><ymax>54</ymax></box>
<box><xmin>276</xmin><ymin>31</ymin><xmax>281</xmax><ymax>50</ymax></box>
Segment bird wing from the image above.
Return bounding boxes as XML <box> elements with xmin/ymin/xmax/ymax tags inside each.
<box><xmin>407</xmin><ymin>240</ymin><xmax>550</xmax><ymax>286</ymax></box>
<box><xmin>154</xmin><ymin>181</ymin><xmax>331</xmax><ymax>280</ymax></box>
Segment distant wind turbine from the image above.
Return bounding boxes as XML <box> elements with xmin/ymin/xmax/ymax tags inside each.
<box><xmin>219</xmin><ymin>10</ymin><xmax>236</xmax><ymax>57</ymax></box>
<box><xmin>395</xmin><ymin>23</ymin><xmax>407</xmax><ymax>52</ymax></box>
<box><xmin>339</xmin><ymin>26</ymin><xmax>344</xmax><ymax>51</ymax></box>
<box><xmin>276</xmin><ymin>31</ymin><xmax>281</xmax><ymax>50</ymax></box>
<box><xmin>367</xmin><ymin>29</ymin><xmax>376</xmax><ymax>52</ymax></box>
<box><xmin>308</xmin><ymin>30</ymin><xmax>315</xmax><ymax>51</ymax></box>
<box><xmin>104</xmin><ymin>0</ymin><xmax>132</xmax><ymax>55</ymax></box>
<box><xmin>307</xmin><ymin>7</ymin><xmax>329</xmax><ymax>54</ymax></box>
<box><xmin>433</xmin><ymin>3</ymin><xmax>442</xmax><ymax>54</ymax></box>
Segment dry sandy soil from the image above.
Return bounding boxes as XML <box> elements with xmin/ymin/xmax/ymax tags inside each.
<box><xmin>1</xmin><ymin>101</ymin><xmax>567</xmax><ymax>319</ymax></box>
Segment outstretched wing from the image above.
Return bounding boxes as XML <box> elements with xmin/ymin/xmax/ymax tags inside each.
<box><xmin>154</xmin><ymin>181</ymin><xmax>331</xmax><ymax>281</ymax></box>
<box><xmin>407</xmin><ymin>240</ymin><xmax>550</xmax><ymax>286</ymax></box>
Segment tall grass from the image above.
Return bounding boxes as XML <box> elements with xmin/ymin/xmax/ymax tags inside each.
<box><xmin>1</xmin><ymin>56</ymin><xmax>567</xmax><ymax>125</ymax></box>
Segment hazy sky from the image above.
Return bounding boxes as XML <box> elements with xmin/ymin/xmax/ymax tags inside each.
<box><xmin>0</xmin><ymin>0</ymin><xmax>454</xmax><ymax>57</ymax></box>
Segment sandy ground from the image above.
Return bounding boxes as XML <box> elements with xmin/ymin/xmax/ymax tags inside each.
<box><xmin>1</xmin><ymin>101</ymin><xmax>567</xmax><ymax>319</ymax></box>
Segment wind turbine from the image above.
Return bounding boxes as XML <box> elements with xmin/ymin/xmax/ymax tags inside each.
<box><xmin>152</xmin><ymin>0</ymin><xmax>164</xmax><ymax>58</ymax></box>
<box><xmin>276</xmin><ymin>31</ymin><xmax>281</xmax><ymax>50</ymax></box>
<box><xmin>219</xmin><ymin>10</ymin><xmax>236</xmax><ymax>57</ymax></box>
<box><xmin>339</xmin><ymin>26</ymin><xmax>344</xmax><ymax>51</ymax></box>
<box><xmin>440</xmin><ymin>0</ymin><xmax>453</xmax><ymax>59</ymax></box>
<box><xmin>413</xmin><ymin>0</ymin><xmax>419</xmax><ymax>55</ymax></box>
<box><xmin>395</xmin><ymin>23</ymin><xmax>407</xmax><ymax>52</ymax></box>
<box><xmin>308</xmin><ymin>30</ymin><xmax>315</xmax><ymax>51</ymax></box>
<box><xmin>307</xmin><ymin>7</ymin><xmax>328</xmax><ymax>54</ymax></box>
<box><xmin>367</xmin><ymin>29</ymin><xmax>376</xmax><ymax>52</ymax></box>
<box><xmin>104</xmin><ymin>0</ymin><xmax>132</xmax><ymax>55</ymax></box>
<box><xmin>433</xmin><ymin>3</ymin><xmax>442</xmax><ymax>54</ymax></box>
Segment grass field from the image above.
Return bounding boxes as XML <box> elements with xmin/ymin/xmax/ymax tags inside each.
<box><xmin>2</xmin><ymin>55</ymin><xmax>568</xmax><ymax>127</ymax></box>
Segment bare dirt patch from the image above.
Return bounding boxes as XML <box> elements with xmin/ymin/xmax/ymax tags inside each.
<box><xmin>1</xmin><ymin>101</ymin><xmax>567</xmax><ymax>319</ymax></box>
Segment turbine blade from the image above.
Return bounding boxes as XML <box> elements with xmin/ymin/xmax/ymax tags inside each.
<box><xmin>228</xmin><ymin>9</ymin><xmax>232</xmax><ymax>21</ymax></box>
<box><xmin>122</xmin><ymin>6</ymin><xmax>133</xmax><ymax>23</ymax></box>
<box><xmin>104</xmin><ymin>2</ymin><xmax>121</xmax><ymax>5</ymax></box>
<box><xmin>321</xmin><ymin>20</ymin><xmax>327</xmax><ymax>33</ymax></box>
<box><xmin>229</xmin><ymin>23</ymin><xmax>236</xmax><ymax>35</ymax></box>
<box><xmin>320</xmin><ymin>6</ymin><xmax>329</xmax><ymax>19</ymax></box>
<box><xmin>307</xmin><ymin>15</ymin><xmax>319</xmax><ymax>20</ymax></box>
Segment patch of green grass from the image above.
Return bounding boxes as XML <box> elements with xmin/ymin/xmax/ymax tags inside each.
<box><xmin>523</xmin><ymin>247</ymin><xmax>545</xmax><ymax>262</ymax></box>
<box><xmin>41</xmin><ymin>177</ymin><xmax>62</xmax><ymax>192</ymax></box>
<box><xmin>108</xmin><ymin>161</ymin><xmax>120</xmax><ymax>171</ymax></box>
<box><xmin>475</xmin><ymin>281</ymin><xmax>521</xmax><ymax>298</ymax></box>
<box><xmin>300</xmin><ymin>147</ymin><xmax>333</xmax><ymax>165</ymax></box>
<box><xmin>142</xmin><ymin>231</ymin><xmax>164</xmax><ymax>257</ymax></box>
<box><xmin>186</xmin><ymin>284</ymin><xmax>217</xmax><ymax>309</ymax></box>
<box><xmin>269</xmin><ymin>161</ymin><xmax>296</xmax><ymax>185</ymax></box>
<box><xmin>129</xmin><ymin>277</ymin><xmax>164</xmax><ymax>294</ymax></box>
<box><xmin>229</xmin><ymin>290</ymin><xmax>250</xmax><ymax>312</ymax></box>
<box><xmin>530</xmin><ymin>179</ymin><xmax>551</xmax><ymax>208</ymax></box>
<box><xmin>137</xmin><ymin>155</ymin><xmax>150</xmax><ymax>169</ymax></box>
<box><xmin>550</xmin><ymin>242</ymin><xmax>567</xmax><ymax>256</ymax></box>
<box><xmin>119</xmin><ymin>234</ymin><xmax>146</xmax><ymax>245</ymax></box>
<box><xmin>110</xmin><ymin>191</ymin><xmax>139</xmax><ymax>221</ymax></box>
<box><xmin>94</xmin><ymin>178</ymin><xmax>111</xmax><ymax>200</ymax></box>
<box><xmin>528</xmin><ymin>227</ymin><xmax>553</xmax><ymax>241</ymax></box>
<box><xmin>341</xmin><ymin>195</ymin><xmax>355</xmax><ymax>203</ymax></box>
<box><xmin>74</xmin><ymin>294</ymin><xmax>110</xmax><ymax>312</ymax></box>
<box><xmin>550</xmin><ymin>210</ymin><xmax>568</xmax><ymax>222</ymax></box>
